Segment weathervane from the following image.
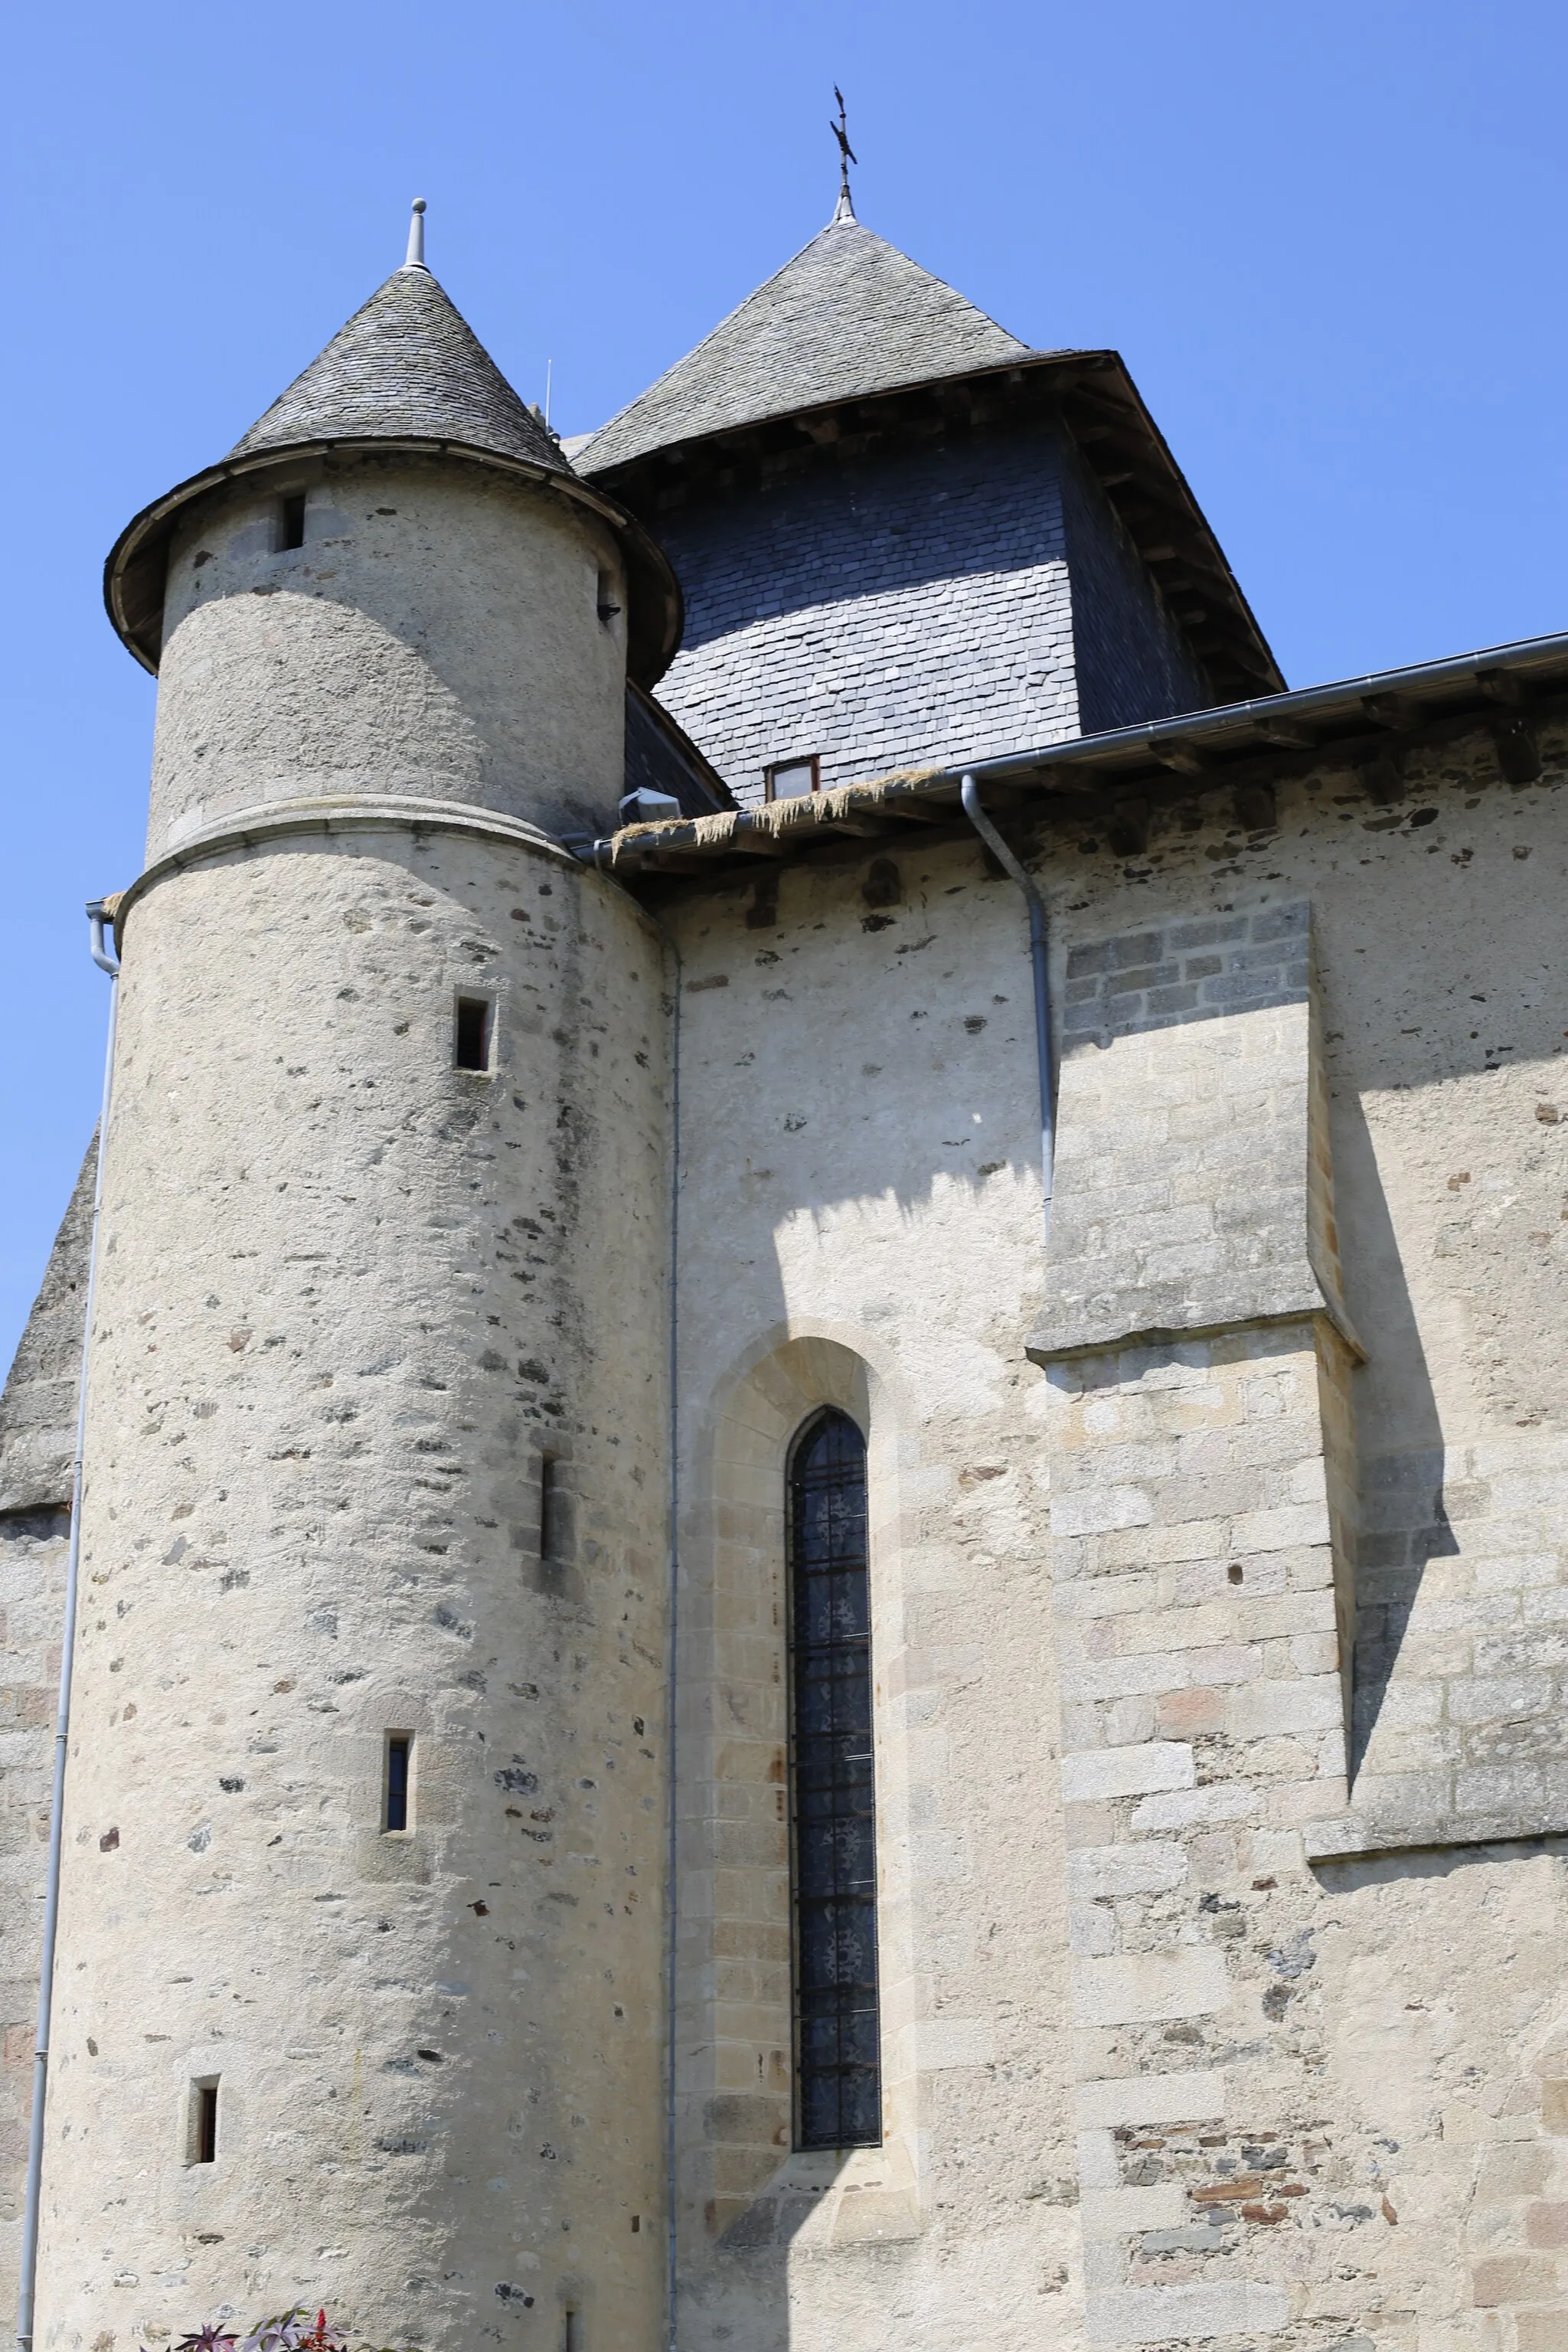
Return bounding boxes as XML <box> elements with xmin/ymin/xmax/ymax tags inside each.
<box><xmin>829</xmin><ymin>86</ymin><xmax>857</xmax><ymax>221</ymax></box>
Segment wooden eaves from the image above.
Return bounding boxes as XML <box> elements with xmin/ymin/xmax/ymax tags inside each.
<box><xmin>584</xmin><ymin>347</ymin><xmax>1285</xmax><ymax>712</ymax></box>
<box><xmin>593</xmin><ymin>626</ymin><xmax>1568</xmax><ymax>887</ymax></box>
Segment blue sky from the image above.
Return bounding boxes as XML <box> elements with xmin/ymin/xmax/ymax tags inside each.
<box><xmin>5</xmin><ymin>0</ymin><xmax>1568</xmax><ymax>1377</ymax></box>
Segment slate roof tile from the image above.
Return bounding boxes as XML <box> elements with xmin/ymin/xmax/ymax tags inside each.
<box><xmin>230</xmin><ymin>263</ymin><xmax>570</xmax><ymax>476</ymax></box>
<box><xmin>577</xmin><ymin>214</ymin><xmax>1038</xmax><ymax>476</ymax></box>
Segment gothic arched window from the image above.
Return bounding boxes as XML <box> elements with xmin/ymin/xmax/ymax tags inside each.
<box><xmin>787</xmin><ymin>1408</ymin><xmax>882</xmax><ymax>2148</ymax></box>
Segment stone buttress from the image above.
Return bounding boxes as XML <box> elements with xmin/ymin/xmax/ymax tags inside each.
<box><xmin>1031</xmin><ymin>901</ymin><xmax>1363</xmax><ymax>2347</ymax></box>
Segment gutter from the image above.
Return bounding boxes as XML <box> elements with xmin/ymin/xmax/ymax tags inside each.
<box><xmin>947</xmin><ymin>625</ymin><xmax>1568</xmax><ymax>794</ymax></box>
<box><xmin>588</xmin><ymin>621</ymin><xmax>1568</xmax><ymax>876</ymax></box>
<box><xmin>658</xmin><ymin>919</ymin><xmax>683</xmax><ymax>2352</ymax></box>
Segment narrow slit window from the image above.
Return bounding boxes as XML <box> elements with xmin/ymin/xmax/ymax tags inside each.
<box><xmin>192</xmin><ymin>2078</ymin><xmax>219</xmax><ymax>2165</ymax></box>
<box><xmin>385</xmin><ymin>1733</ymin><xmax>412</xmax><ymax>1833</ymax></box>
<box><xmin>455</xmin><ymin>995</ymin><xmax>493</xmax><ymax>1072</ymax></box>
<box><xmin>787</xmin><ymin>1408</ymin><xmax>881</xmax><ymax>2149</ymax></box>
<box><xmin>277</xmin><ymin>493</ymin><xmax>306</xmax><ymax>550</ymax></box>
<box><xmin>596</xmin><ymin>568</ymin><xmax>622</xmax><ymax>626</ymax></box>
<box><xmin>564</xmin><ymin>2313</ymin><xmax>583</xmax><ymax>2352</ymax></box>
<box><xmin>539</xmin><ymin>1453</ymin><xmax>560</xmax><ymax>1561</ymax></box>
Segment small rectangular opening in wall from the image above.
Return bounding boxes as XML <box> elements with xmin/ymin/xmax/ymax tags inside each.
<box><xmin>277</xmin><ymin>493</ymin><xmax>307</xmax><ymax>550</ymax></box>
<box><xmin>596</xmin><ymin>568</ymin><xmax>622</xmax><ymax>626</ymax></box>
<box><xmin>564</xmin><ymin>2314</ymin><xmax>583</xmax><ymax>2352</ymax></box>
<box><xmin>540</xmin><ymin>1454</ymin><xmax>562</xmax><ymax>1562</ymax></box>
<box><xmin>766</xmin><ymin>756</ymin><xmax>819</xmax><ymax>802</ymax></box>
<box><xmin>455</xmin><ymin>995</ymin><xmax>494</xmax><ymax>1073</ymax></box>
<box><xmin>191</xmin><ymin>2077</ymin><xmax>219</xmax><ymax>2165</ymax></box>
<box><xmin>385</xmin><ymin>1733</ymin><xmax>412</xmax><ymax>1833</ymax></box>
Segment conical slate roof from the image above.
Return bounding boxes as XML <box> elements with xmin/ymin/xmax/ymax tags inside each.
<box><xmin>106</xmin><ymin>253</ymin><xmax>683</xmax><ymax>684</ymax></box>
<box><xmin>230</xmin><ymin>260</ymin><xmax>571</xmax><ymax>475</ymax></box>
<box><xmin>577</xmin><ymin>212</ymin><xmax>1034</xmax><ymax>476</ymax></box>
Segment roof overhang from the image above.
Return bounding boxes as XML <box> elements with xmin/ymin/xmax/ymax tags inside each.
<box><xmin>104</xmin><ymin>435</ymin><xmax>684</xmax><ymax>690</ymax></box>
<box><xmin>592</xmin><ymin>626</ymin><xmax>1568</xmax><ymax>881</ymax></box>
<box><xmin>580</xmin><ymin>347</ymin><xmax>1282</xmax><ymax>708</ymax></box>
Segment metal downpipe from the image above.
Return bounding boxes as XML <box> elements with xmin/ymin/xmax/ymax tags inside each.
<box><xmin>16</xmin><ymin>903</ymin><xmax>120</xmax><ymax>2352</ymax></box>
<box><xmin>959</xmin><ymin>775</ymin><xmax>1054</xmax><ymax>1236</ymax></box>
<box><xmin>658</xmin><ymin>920</ymin><xmax>683</xmax><ymax>2352</ymax></box>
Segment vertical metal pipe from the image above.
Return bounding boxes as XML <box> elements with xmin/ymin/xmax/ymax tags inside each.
<box><xmin>658</xmin><ymin>921</ymin><xmax>683</xmax><ymax>2352</ymax></box>
<box><xmin>959</xmin><ymin>776</ymin><xmax>1054</xmax><ymax>1234</ymax></box>
<box><xmin>16</xmin><ymin>904</ymin><xmax>120</xmax><ymax>2352</ymax></box>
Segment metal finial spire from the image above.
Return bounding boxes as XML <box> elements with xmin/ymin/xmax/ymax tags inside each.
<box><xmin>829</xmin><ymin>87</ymin><xmax>857</xmax><ymax>222</ymax></box>
<box><xmin>403</xmin><ymin>198</ymin><xmax>428</xmax><ymax>270</ymax></box>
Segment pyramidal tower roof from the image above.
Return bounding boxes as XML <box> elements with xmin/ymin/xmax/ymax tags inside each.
<box><xmin>228</xmin><ymin>251</ymin><xmax>570</xmax><ymax>477</ymax></box>
<box><xmin>576</xmin><ymin>210</ymin><xmax>1035</xmax><ymax>476</ymax></box>
<box><xmin>106</xmin><ymin>206</ymin><xmax>681</xmax><ymax>685</ymax></box>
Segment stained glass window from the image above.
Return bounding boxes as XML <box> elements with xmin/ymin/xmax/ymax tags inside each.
<box><xmin>787</xmin><ymin>1409</ymin><xmax>882</xmax><ymax>2149</ymax></box>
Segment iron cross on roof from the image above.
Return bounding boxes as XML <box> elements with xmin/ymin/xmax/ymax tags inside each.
<box><xmin>830</xmin><ymin>86</ymin><xmax>858</xmax><ymax>219</ymax></box>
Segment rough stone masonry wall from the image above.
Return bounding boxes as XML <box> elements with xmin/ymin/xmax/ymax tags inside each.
<box><xmin>663</xmin><ymin>708</ymin><xmax>1566</xmax><ymax>2351</ymax></box>
<box><xmin>1043</xmin><ymin>901</ymin><xmax>1352</xmax><ymax>1352</ymax></box>
<box><xmin>1047</xmin><ymin>1318</ymin><xmax>1359</xmax><ymax>2348</ymax></box>
<box><xmin>0</xmin><ymin>1142</ymin><xmax>94</xmax><ymax>2327</ymax></box>
<box><xmin>7</xmin><ymin>678</ymin><xmax>1568</xmax><ymax>2352</ymax></box>
<box><xmin>32</xmin><ymin>826</ymin><xmax>673</xmax><ymax>2352</ymax></box>
<box><xmin>1044</xmin><ymin>1297</ymin><xmax>1568</xmax><ymax>2352</ymax></box>
<box><xmin>1034</xmin><ymin>894</ymin><xmax>1366</xmax><ymax>2344</ymax></box>
<box><xmin>1023</xmin><ymin>718</ymin><xmax>1568</xmax><ymax>2347</ymax></box>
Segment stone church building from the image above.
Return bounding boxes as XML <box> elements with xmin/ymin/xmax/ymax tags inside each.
<box><xmin>1</xmin><ymin>181</ymin><xmax>1566</xmax><ymax>2352</ymax></box>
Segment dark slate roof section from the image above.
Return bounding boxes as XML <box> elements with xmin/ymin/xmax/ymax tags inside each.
<box><xmin>0</xmin><ymin>1139</ymin><xmax>95</xmax><ymax>1515</ymax></box>
<box><xmin>577</xmin><ymin>216</ymin><xmax>1034</xmax><ymax>475</ymax></box>
<box><xmin>623</xmin><ymin>681</ymin><xmax>736</xmax><ymax>818</ymax></box>
<box><xmin>230</xmin><ymin>263</ymin><xmax>571</xmax><ymax>475</ymax></box>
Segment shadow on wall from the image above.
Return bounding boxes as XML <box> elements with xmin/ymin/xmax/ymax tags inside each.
<box><xmin>1330</xmin><ymin>1091</ymin><xmax>1457</xmax><ymax>1785</ymax></box>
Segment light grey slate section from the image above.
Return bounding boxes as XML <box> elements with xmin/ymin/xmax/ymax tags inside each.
<box><xmin>0</xmin><ymin>1141</ymin><xmax>94</xmax><ymax>1514</ymax></box>
<box><xmin>230</xmin><ymin>266</ymin><xmax>570</xmax><ymax>477</ymax></box>
<box><xmin>648</xmin><ymin>426</ymin><xmax>1079</xmax><ymax>804</ymax></box>
<box><xmin>1029</xmin><ymin>903</ymin><xmax>1351</xmax><ymax>1362</ymax></box>
<box><xmin>577</xmin><ymin>217</ymin><xmax>1035</xmax><ymax>475</ymax></box>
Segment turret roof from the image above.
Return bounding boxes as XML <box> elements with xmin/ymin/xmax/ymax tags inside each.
<box><xmin>576</xmin><ymin>212</ymin><xmax>1034</xmax><ymax>475</ymax></box>
<box><xmin>229</xmin><ymin>261</ymin><xmax>571</xmax><ymax>475</ymax></box>
<box><xmin>106</xmin><ymin>253</ymin><xmax>682</xmax><ymax>686</ymax></box>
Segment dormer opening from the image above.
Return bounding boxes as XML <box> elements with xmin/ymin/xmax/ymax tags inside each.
<box><xmin>766</xmin><ymin>756</ymin><xmax>819</xmax><ymax>802</ymax></box>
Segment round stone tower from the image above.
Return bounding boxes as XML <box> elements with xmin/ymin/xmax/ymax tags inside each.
<box><xmin>34</xmin><ymin>216</ymin><xmax>679</xmax><ymax>2352</ymax></box>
